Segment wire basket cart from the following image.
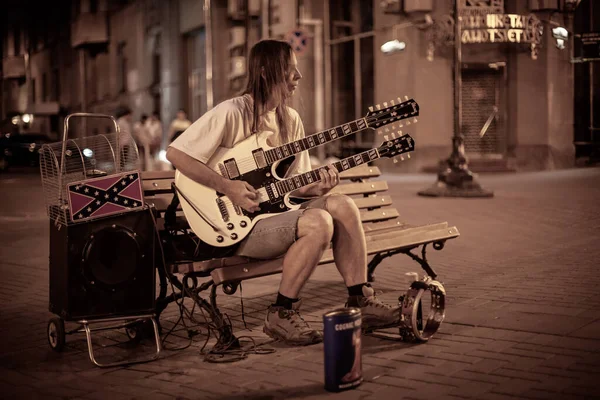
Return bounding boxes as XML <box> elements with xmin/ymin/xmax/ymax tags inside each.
<box><xmin>40</xmin><ymin>113</ymin><xmax>161</xmax><ymax>367</ymax></box>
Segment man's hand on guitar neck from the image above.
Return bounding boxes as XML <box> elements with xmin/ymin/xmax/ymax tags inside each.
<box><xmin>224</xmin><ymin>180</ymin><xmax>261</xmax><ymax>213</ymax></box>
<box><xmin>293</xmin><ymin>165</ymin><xmax>340</xmax><ymax>198</ymax></box>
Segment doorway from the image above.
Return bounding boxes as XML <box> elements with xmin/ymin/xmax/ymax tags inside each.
<box><xmin>461</xmin><ymin>62</ymin><xmax>507</xmax><ymax>157</ymax></box>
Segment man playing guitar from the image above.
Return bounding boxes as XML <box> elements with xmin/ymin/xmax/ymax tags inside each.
<box><xmin>166</xmin><ymin>40</ymin><xmax>399</xmax><ymax>346</ymax></box>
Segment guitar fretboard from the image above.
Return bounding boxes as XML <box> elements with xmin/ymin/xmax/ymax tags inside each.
<box><xmin>264</xmin><ymin>119</ymin><xmax>367</xmax><ymax>164</ymax></box>
<box><xmin>274</xmin><ymin>148</ymin><xmax>380</xmax><ymax>195</ymax></box>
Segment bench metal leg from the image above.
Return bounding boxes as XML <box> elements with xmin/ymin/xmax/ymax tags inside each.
<box><xmin>80</xmin><ymin>314</ymin><xmax>162</xmax><ymax>368</ymax></box>
<box><xmin>367</xmin><ymin>243</ymin><xmax>439</xmax><ymax>282</ymax></box>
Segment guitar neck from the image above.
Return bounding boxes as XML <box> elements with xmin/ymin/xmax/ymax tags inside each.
<box><xmin>263</xmin><ymin>118</ymin><xmax>368</xmax><ymax>164</ymax></box>
<box><xmin>262</xmin><ymin>98</ymin><xmax>418</xmax><ymax>165</ymax></box>
<box><xmin>273</xmin><ymin>148</ymin><xmax>381</xmax><ymax>196</ymax></box>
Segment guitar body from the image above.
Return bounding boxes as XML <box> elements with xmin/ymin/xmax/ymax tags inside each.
<box><xmin>175</xmin><ymin>133</ymin><xmax>299</xmax><ymax>247</ymax></box>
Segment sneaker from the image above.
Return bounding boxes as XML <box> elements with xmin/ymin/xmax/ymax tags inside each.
<box><xmin>263</xmin><ymin>300</ymin><xmax>323</xmax><ymax>346</ymax></box>
<box><xmin>346</xmin><ymin>285</ymin><xmax>400</xmax><ymax>330</ymax></box>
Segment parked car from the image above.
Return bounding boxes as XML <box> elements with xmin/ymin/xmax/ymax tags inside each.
<box><xmin>0</xmin><ymin>113</ymin><xmax>55</xmax><ymax>171</ymax></box>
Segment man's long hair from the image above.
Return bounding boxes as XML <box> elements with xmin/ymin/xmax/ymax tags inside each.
<box><xmin>243</xmin><ymin>40</ymin><xmax>293</xmax><ymax>144</ymax></box>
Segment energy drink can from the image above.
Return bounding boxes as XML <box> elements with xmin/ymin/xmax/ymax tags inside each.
<box><xmin>323</xmin><ymin>307</ymin><xmax>363</xmax><ymax>392</ymax></box>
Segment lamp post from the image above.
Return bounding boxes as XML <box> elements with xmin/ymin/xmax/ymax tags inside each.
<box><xmin>418</xmin><ymin>0</ymin><xmax>493</xmax><ymax>198</ymax></box>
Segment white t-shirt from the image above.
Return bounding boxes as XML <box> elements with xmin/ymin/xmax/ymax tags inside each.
<box><xmin>169</xmin><ymin>94</ymin><xmax>311</xmax><ymax>177</ymax></box>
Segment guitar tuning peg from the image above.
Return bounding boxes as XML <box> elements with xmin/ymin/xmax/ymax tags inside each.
<box><xmin>383</xmin><ymin>135</ymin><xmax>389</xmax><ymax>141</ymax></box>
<box><xmin>393</xmin><ymin>157</ymin><xmax>399</xmax><ymax>164</ymax></box>
<box><xmin>376</xmin><ymin>104</ymin><xmax>381</xmax><ymax>110</ymax></box>
<box><xmin>397</xmin><ymin>97</ymin><xmax>402</xmax><ymax>103</ymax></box>
<box><xmin>390</xmin><ymin>99</ymin><xmax>395</xmax><ymax>105</ymax></box>
<box><xmin>413</xmin><ymin>117</ymin><xmax>418</xmax><ymax>124</ymax></box>
<box><xmin>398</xmin><ymin>123</ymin><xmax>404</xmax><ymax>128</ymax></box>
<box><xmin>385</xmin><ymin>127</ymin><xmax>390</xmax><ymax>132</ymax></box>
<box><xmin>400</xmin><ymin>155</ymin><xmax>404</xmax><ymax>161</ymax></box>
<box><xmin>406</xmin><ymin>120</ymin><xmax>411</xmax><ymax>125</ymax></box>
<box><xmin>377</xmin><ymin>129</ymin><xmax>383</xmax><ymax>135</ymax></box>
<box><xmin>407</xmin><ymin>153</ymin><xmax>411</xmax><ymax>159</ymax></box>
<box><xmin>383</xmin><ymin>102</ymin><xmax>388</xmax><ymax>108</ymax></box>
<box><xmin>368</xmin><ymin>106</ymin><xmax>374</xmax><ymax>112</ymax></box>
<box><xmin>397</xmin><ymin>130</ymin><xmax>403</xmax><ymax>136</ymax></box>
<box><xmin>404</xmin><ymin>95</ymin><xmax>409</xmax><ymax>101</ymax></box>
<box><xmin>391</xmin><ymin>132</ymin><xmax>396</xmax><ymax>138</ymax></box>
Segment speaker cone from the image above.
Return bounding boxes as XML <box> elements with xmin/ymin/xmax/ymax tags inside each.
<box><xmin>82</xmin><ymin>226</ymin><xmax>141</xmax><ymax>289</ymax></box>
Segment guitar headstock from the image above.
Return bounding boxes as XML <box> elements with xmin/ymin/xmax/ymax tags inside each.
<box><xmin>376</xmin><ymin>133</ymin><xmax>415</xmax><ymax>162</ymax></box>
<box><xmin>365</xmin><ymin>97</ymin><xmax>419</xmax><ymax>129</ymax></box>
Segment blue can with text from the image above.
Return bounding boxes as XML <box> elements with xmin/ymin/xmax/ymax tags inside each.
<box><xmin>323</xmin><ymin>307</ymin><xmax>363</xmax><ymax>392</ymax></box>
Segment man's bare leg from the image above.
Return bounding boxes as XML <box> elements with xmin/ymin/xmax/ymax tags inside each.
<box><xmin>323</xmin><ymin>194</ymin><xmax>399</xmax><ymax>329</ymax></box>
<box><xmin>278</xmin><ymin>209</ymin><xmax>334</xmax><ymax>298</ymax></box>
<box><xmin>323</xmin><ymin>194</ymin><xmax>367</xmax><ymax>286</ymax></box>
<box><xmin>263</xmin><ymin>209</ymin><xmax>333</xmax><ymax>345</ymax></box>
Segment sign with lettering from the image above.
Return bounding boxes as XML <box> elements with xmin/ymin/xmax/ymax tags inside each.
<box><xmin>578</xmin><ymin>32</ymin><xmax>600</xmax><ymax>59</ymax></box>
<box><xmin>426</xmin><ymin>0</ymin><xmax>542</xmax><ymax>60</ymax></box>
<box><xmin>461</xmin><ymin>13</ymin><xmax>543</xmax><ymax>45</ymax></box>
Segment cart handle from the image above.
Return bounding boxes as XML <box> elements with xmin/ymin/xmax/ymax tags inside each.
<box><xmin>58</xmin><ymin>113</ymin><xmax>121</xmax><ymax>195</ymax></box>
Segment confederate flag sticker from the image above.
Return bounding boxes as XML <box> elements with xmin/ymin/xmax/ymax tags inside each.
<box><xmin>67</xmin><ymin>171</ymin><xmax>145</xmax><ymax>223</ymax></box>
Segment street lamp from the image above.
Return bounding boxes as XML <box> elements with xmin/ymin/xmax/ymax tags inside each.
<box><xmin>380</xmin><ymin>39</ymin><xmax>406</xmax><ymax>54</ymax></box>
<box><xmin>418</xmin><ymin>0</ymin><xmax>493</xmax><ymax>198</ymax></box>
<box><xmin>380</xmin><ymin>15</ymin><xmax>433</xmax><ymax>56</ymax></box>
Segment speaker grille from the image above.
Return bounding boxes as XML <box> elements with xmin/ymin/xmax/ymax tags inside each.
<box><xmin>82</xmin><ymin>227</ymin><xmax>140</xmax><ymax>288</ymax></box>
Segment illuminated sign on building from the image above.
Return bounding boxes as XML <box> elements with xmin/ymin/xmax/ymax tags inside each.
<box><xmin>461</xmin><ymin>13</ymin><xmax>543</xmax><ymax>45</ymax></box>
<box><xmin>426</xmin><ymin>0</ymin><xmax>543</xmax><ymax>60</ymax></box>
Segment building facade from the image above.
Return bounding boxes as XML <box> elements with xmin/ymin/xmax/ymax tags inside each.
<box><xmin>0</xmin><ymin>0</ymin><xmax>594</xmax><ymax>171</ymax></box>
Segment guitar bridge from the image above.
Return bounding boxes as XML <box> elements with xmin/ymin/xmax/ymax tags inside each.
<box><xmin>216</xmin><ymin>198</ymin><xmax>229</xmax><ymax>222</ymax></box>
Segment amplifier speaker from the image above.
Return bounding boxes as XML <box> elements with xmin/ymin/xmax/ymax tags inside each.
<box><xmin>49</xmin><ymin>208</ymin><xmax>156</xmax><ymax>320</ymax></box>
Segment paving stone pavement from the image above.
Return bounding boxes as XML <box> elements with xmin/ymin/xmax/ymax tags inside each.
<box><xmin>0</xmin><ymin>167</ymin><xmax>599</xmax><ymax>400</ymax></box>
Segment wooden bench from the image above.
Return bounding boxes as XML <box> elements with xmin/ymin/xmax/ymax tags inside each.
<box><xmin>143</xmin><ymin>165</ymin><xmax>459</xmax><ymax>346</ymax></box>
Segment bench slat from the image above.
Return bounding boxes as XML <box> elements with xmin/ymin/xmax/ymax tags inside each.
<box><xmin>330</xmin><ymin>180</ymin><xmax>388</xmax><ymax>196</ymax></box>
<box><xmin>207</xmin><ymin>224</ymin><xmax>460</xmax><ymax>284</ymax></box>
<box><xmin>359</xmin><ymin>207</ymin><xmax>399</xmax><ymax>222</ymax></box>
<box><xmin>143</xmin><ymin>179</ymin><xmax>173</xmax><ymax>195</ymax></box>
<box><xmin>365</xmin><ymin>222</ymin><xmax>449</xmax><ymax>241</ymax></box>
<box><xmin>352</xmin><ymin>195</ymin><xmax>392</xmax><ymax>209</ymax></box>
<box><xmin>338</xmin><ymin>165</ymin><xmax>381</xmax><ymax>180</ymax></box>
<box><xmin>363</xmin><ymin>219</ymin><xmax>409</xmax><ymax>233</ymax></box>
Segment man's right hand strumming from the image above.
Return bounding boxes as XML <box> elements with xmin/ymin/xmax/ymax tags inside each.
<box><xmin>225</xmin><ymin>180</ymin><xmax>261</xmax><ymax>213</ymax></box>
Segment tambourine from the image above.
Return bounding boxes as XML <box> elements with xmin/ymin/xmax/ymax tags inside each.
<box><xmin>398</xmin><ymin>278</ymin><xmax>446</xmax><ymax>342</ymax></box>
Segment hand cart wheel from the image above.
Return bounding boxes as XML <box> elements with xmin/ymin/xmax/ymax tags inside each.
<box><xmin>47</xmin><ymin>318</ymin><xmax>66</xmax><ymax>352</ymax></box>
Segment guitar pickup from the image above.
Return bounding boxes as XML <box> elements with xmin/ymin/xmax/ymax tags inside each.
<box><xmin>265</xmin><ymin>183</ymin><xmax>280</xmax><ymax>203</ymax></box>
<box><xmin>224</xmin><ymin>159</ymin><xmax>240</xmax><ymax>179</ymax></box>
<box><xmin>252</xmin><ymin>149</ymin><xmax>267</xmax><ymax>169</ymax></box>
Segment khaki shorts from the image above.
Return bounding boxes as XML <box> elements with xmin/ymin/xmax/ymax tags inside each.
<box><xmin>235</xmin><ymin>196</ymin><xmax>330</xmax><ymax>259</ymax></box>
